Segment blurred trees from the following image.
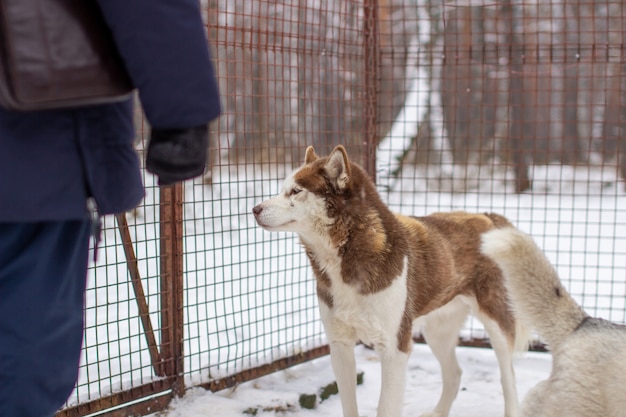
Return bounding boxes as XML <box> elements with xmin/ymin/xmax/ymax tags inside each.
<box><xmin>425</xmin><ymin>0</ymin><xmax>625</xmax><ymax>191</ymax></box>
<box><xmin>206</xmin><ymin>0</ymin><xmax>625</xmax><ymax>190</ymax></box>
<box><xmin>206</xmin><ymin>0</ymin><xmax>415</xmax><ymax>166</ymax></box>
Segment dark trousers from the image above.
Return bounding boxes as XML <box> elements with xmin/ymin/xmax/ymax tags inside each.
<box><xmin>0</xmin><ymin>221</ymin><xmax>91</xmax><ymax>417</ymax></box>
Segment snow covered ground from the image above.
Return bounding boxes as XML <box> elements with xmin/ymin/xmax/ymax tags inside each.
<box><xmin>150</xmin><ymin>344</ymin><xmax>551</xmax><ymax>417</ymax></box>
<box><xmin>69</xmin><ymin>159</ymin><xmax>625</xmax><ymax>416</ymax></box>
<box><xmin>136</xmin><ymin>160</ymin><xmax>622</xmax><ymax>417</ymax></box>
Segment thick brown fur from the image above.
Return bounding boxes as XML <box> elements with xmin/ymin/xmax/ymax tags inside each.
<box><xmin>294</xmin><ymin>147</ymin><xmax>517</xmax><ymax>353</ymax></box>
<box><xmin>397</xmin><ymin>212</ymin><xmax>516</xmax><ymax>352</ymax></box>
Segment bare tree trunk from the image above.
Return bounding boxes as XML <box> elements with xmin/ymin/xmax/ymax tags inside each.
<box><xmin>440</xmin><ymin>6</ymin><xmax>497</xmax><ymax>165</ymax></box>
<box><xmin>601</xmin><ymin>1</ymin><xmax>624</xmax><ymax>163</ymax></box>
<box><xmin>618</xmin><ymin>6</ymin><xmax>626</xmax><ymax>188</ymax></box>
<box><xmin>441</xmin><ymin>7</ymin><xmax>475</xmax><ymax>164</ymax></box>
<box><xmin>604</xmin><ymin>71</ymin><xmax>622</xmax><ymax>154</ymax></box>
<box><xmin>502</xmin><ymin>0</ymin><xmax>531</xmax><ymax>193</ymax></box>
<box><xmin>618</xmin><ymin>65</ymin><xmax>626</xmax><ymax>187</ymax></box>
<box><xmin>562</xmin><ymin>0</ymin><xmax>583</xmax><ymax>164</ymax></box>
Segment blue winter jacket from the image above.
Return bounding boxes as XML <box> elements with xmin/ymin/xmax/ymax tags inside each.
<box><xmin>0</xmin><ymin>0</ymin><xmax>221</xmax><ymax>222</ymax></box>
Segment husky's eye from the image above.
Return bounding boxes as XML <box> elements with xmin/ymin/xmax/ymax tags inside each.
<box><xmin>289</xmin><ymin>188</ymin><xmax>301</xmax><ymax>196</ymax></box>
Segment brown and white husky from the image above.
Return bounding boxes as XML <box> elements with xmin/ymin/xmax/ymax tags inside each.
<box><xmin>253</xmin><ymin>145</ymin><xmax>528</xmax><ymax>417</ymax></box>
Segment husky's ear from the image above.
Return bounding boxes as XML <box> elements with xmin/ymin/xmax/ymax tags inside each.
<box><xmin>304</xmin><ymin>146</ymin><xmax>318</xmax><ymax>164</ymax></box>
<box><xmin>324</xmin><ymin>145</ymin><xmax>351</xmax><ymax>190</ymax></box>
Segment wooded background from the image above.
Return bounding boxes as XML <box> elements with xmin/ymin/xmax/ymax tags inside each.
<box><xmin>207</xmin><ymin>0</ymin><xmax>625</xmax><ymax>192</ymax></box>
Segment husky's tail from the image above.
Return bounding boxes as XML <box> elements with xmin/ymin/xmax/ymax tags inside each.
<box><xmin>480</xmin><ymin>227</ymin><xmax>588</xmax><ymax>350</ymax></box>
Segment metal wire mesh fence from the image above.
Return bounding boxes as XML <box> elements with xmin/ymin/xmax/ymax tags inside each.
<box><xmin>57</xmin><ymin>0</ymin><xmax>625</xmax><ymax>415</ymax></box>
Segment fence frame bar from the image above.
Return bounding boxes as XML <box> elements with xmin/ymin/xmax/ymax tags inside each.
<box><xmin>363</xmin><ymin>0</ymin><xmax>380</xmax><ymax>180</ymax></box>
<box><xmin>115</xmin><ymin>213</ymin><xmax>164</xmax><ymax>377</ymax></box>
<box><xmin>158</xmin><ymin>184</ymin><xmax>186</xmax><ymax>398</ymax></box>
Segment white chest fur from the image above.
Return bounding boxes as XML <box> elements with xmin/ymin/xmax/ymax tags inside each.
<box><xmin>318</xmin><ymin>256</ymin><xmax>409</xmax><ymax>351</ymax></box>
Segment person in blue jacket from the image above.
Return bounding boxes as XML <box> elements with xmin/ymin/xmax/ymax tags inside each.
<box><xmin>0</xmin><ymin>1</ymin><xmax>221</xmax><ymax>416</ymax></box>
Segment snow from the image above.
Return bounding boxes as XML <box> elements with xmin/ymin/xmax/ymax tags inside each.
<box><xmin>136</xmin><ymin>164</ymin><xmax>624</xmax><ymax>417</ymax></box>
<box><xmin>70</xmin><ymin>159</ymin><xmax>625</xmax><ymax>416</ymax></box>
<box><xmin>151</xmin><ymin>344</ymin><xmax>551</xmax><ymax>417</ymax></box>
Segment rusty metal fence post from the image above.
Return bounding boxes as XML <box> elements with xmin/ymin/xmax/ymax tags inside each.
<box><xmin>115</xmin><ymin>213</ymin><xmax>164</xmax><ymax>377</ymax></box>
<box><xmin>363</xmin><ymin>0</ymin><xmax>380</xmax><ymax>180</ymax></box>
<box><xmin>55</xmin><ymin>185</ymin><xmax>186</xmax><ymax>417</ymax></box>
<box><xmin>159</xmin><ymin>183</ymin><xmax>186</xmax><ymax>398</ymax></box>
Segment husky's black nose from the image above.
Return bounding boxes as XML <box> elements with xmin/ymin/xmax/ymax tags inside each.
<box><xmin>252</xmin><ymin>205</ymin><xmax>263</xmax><ymax>216</ymax></box>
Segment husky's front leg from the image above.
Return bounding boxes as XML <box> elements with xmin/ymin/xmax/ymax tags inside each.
<box><xmin>330</xmin><ymin>340</ymin><xmax>359</xmax><ymax>417</ymax></box>
<box><xmin>377</xmin><ymin>348</ymin><xmax>409</xmax><ymax>417</ymax></box>
<box><xmin>321</xmin><ymin>303</ymin><xmax>359</xmax><ymax>417</ymax></box>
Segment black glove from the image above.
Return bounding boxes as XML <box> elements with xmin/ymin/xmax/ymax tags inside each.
<box><xmin>146</xmin><ymin>125</ymin><xmax>209</xmax><ymax>186</ymax></box>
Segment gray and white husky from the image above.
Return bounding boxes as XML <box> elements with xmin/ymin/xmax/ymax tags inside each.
<box><xmin>253</xmin><ymin>145</ymin><xmax>529</xmax><ymax>417</ymax></box>
<box><xmin>481</xmin><ymin>227</ymin><xmax>626</xmax><ymax>417</ymax></box>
